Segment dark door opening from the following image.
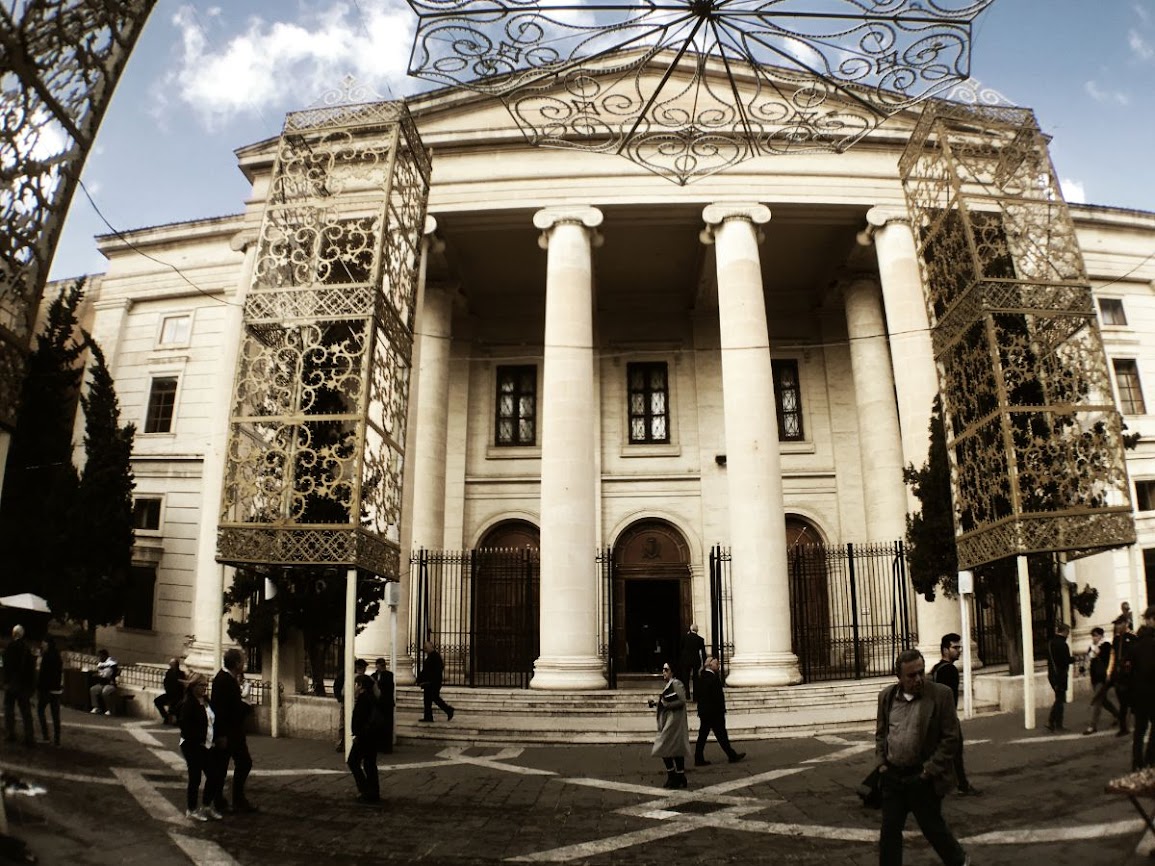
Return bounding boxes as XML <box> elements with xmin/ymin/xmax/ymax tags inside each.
<box><xmin>624</xmin><ymin>579</ymin><xmax>681</xmax><ymax>673</ymax></box>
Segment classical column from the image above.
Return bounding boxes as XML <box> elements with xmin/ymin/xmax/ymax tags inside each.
<box><xmin>702</xmin><ymin>202</ymin><xmax>801</xmax><ymax>687</ymax></box>
<box><xmin>531</xmin><ymin>205</ymin><xmax>606</xmax><ymax>690</ymax></box>
<box><xmin>862</xmin><ymin>207</ymin><xmax>961</xmax><ymax>657</ymax></box>
<box><xmin>842</xmin><ymin>276</ymin><xmax>907</xmax><ymax>542</ymax></box>
<box><xmin>357</xmin><ymin>216</ymin><xmax>443</xmax><ymax>683</ymax></box>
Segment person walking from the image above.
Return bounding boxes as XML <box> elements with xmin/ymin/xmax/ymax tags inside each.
<box><xmin>36</xmin><ymin>635</ymin><xmax>63</xmax><ymax>746</ymax></box>
<box><xmin>1084</xmin><ymin>626</ymin><xmax>1120</xmax><ymax>734</ymax></box>
<box><xmin>678</xmin><ymin>624</ymin><xmax>706</xmax><ymax>701</ymax></box>
<box><xmin>876</xmin><ymin>649</ymin><xmax>968</xmax><ymax>866</ymax></box>
<box><xmin>1128</xmin><ymin>606</ymin><xmax>1155</xmax><ymax>770</ymax></box>
<box><xmin>930</xmin><ymin>633</ymin><xmax>979</xmax><ymax>795</ymax></box>
<box><xmin>155</xmin><ymin>657</ymin><xmax>186</xmax><ymax>725</ymax></box>
<box><xmin>207</xmin><ymin>648</ymin><xmax>257</xmax><ymax>814</ymax></box>
<box><xmin>178</xmin><ymin>672</ymin><xmax>222</xmax><ymax>821</ymax></box>
<box><xmin>416</xmin><ymin>639</ymin><xmax>454</xmax><ymax>723</ymax></box>
<box><xmin>3</xmin><ymin>625</ymin><xmax>36</xmax><ymax>746</ymax></box>
<box><xmin>347</xmin><ymin>674</ymin><xmax>382</xmax><ymax>804</ymax></box>
<box><xmin>650</xmin><ymin>662</ymin><xmax>691</xmax><ymax>789</ymax></box>
<box><xmin>334</xmin><ymin>658</ymin><xmax>368</xmax><ymax>750</ymax></box>
<box><xmin>693</xmin><ymin>656</ymin><xmax>744</xmax><ymax>766</ymax></box>
<box><xmin>371</xmin><ymin>658</ymin><xmax>395</xmax><ymax>754</ymax></box>
<box><xmin>1045</xmin><ymin>623</ymin><xmax>1072</xmax><ymax>732</ymax></box>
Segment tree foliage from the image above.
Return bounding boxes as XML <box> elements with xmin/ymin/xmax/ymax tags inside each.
<box><xmin>223</xmin><ymin>566</ymin><xmax>385</xmax><ymax>695</ymax></box>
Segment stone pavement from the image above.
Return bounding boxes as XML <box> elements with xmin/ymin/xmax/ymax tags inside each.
<box><xmin>2</xmin><ymin>700</ymin><xmax>1154</xmax><ymax>865</ymax></box>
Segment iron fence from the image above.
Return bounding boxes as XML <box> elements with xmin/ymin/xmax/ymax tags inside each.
<box><xmin>709</xmin><ymin>545</ymin><xmax>734</xmax><ymax>677</ymax></box>
<box><xmin>788</xmin><ymin>540</ymin><xmax>917</xmax><ymax>683</ymax></box>
<box><xmin>597</xmin><ymin>549</ymin><xmax>616</xmax><ymax>688</ymax></box>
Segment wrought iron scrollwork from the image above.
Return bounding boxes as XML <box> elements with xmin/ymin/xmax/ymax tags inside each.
<box><xmin>407</xmin><ymin>0</ymin><xmax>993</xmax><ymax>183</ymax></box>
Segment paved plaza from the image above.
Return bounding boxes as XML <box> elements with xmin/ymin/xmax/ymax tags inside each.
<box><xmin>2</xmin><ymin>702</ymin><xmax>1154</xmax><ymax>865</ymax></box>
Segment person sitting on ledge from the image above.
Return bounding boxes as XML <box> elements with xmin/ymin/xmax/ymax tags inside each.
<box><xmin>89</xmin><ymin>649</ymin><xmax>119</xmax><ymax>716</ymax></box>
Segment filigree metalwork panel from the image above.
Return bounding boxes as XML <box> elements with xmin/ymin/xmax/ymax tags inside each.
<box><xmin>901</xmin><ymin>102</ymin><xmax>1135</xmax><ymax>569</ymax></box>
<box><xmin>218</xmin><ymin>97</ymin><xmax>429</xmax><ymax>578</ymax></box>
<box><xmin>0</xmin><ymin>0</ymin><xmax>156</xmax><ymax>429</ymax></box>
<box><xmin>407</xmin><ymin>0</ymin><xmax>993</xmax><ymax>184</ymax></box>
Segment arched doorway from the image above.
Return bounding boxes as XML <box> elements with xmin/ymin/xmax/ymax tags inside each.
<box><xmin>612</xmin><ymin>520</ymin><xmax>692</xmax><ymax>675</ymax></box>
<box><xmin>474</xmin><ymin>520</ymin><xmax>540</xmax><ymax>682</ymax></box>
<box><xmin>786</xmin><ymin>516</ymin><xmax>831</xmax><ymax>681</ymax></box>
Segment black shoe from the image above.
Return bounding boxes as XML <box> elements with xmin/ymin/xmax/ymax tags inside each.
<box><xmin>729</xmin><ymin>752</ymin><xmax>746</xmax><ymax>763</ymax></box>
<box><xmin>694</xmin><ymin>758</ymin><xmax>711</xmax><ymax>767</ymax></box>
<box><xmin>1118</xmin><ymin>728</ymin><xmax>1131</xmax><ymax>736</ymax></box>
<box><xmin>212</xmin><ymin>799</ymin><xmax>230</xmax><ymax>814</ymax></box>
<box><xmin>662</xmin><ymin>775</ymin><xmax>677</xmax><ymax>789</ymax></box>
<box><xmin>447</xmin><ymin>707</ymin><xmax>455</xmax><ymax>722</ymax></box>
<box><xmin>355</xmin><ymin>794</ymin><xmax>381</xmax><ymax>805</ymax></box>
<box><xmin>232</xmin><ymin>799</ymin><xmax>258</xmax><ymax>814</ymax></box>
<box><xmin>957</xmin><ymin>785</ymin><xmax>981</xmax><ymax>796</ymax></box>
<box><xmin>675</xmin><ymin>773</ymin><xmax>688</xmax><ymax>789</ymax></box>
<box><xmin>418</xmin><ymin>717</ymin><xmax>434</xmax><ymax>723</ymax></box>
<box><xmin>1043</xmin><ymin>723</ymin><xmax>1054</xmax><ymax>733</ymax></box>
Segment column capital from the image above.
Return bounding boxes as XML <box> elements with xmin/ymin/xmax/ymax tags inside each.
<box><xmin>700</xmin><ymin>203</ymin><xmax>771</xmax><ymax>244</ymax></box>
<box><xmin>533</xmin><ymin>206</ymin><xmax>604</xmax><ymax>249</ymax></box>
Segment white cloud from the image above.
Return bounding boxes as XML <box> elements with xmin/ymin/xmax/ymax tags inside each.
<box><xmin>1084</xmin><ymin>79</ymin><xmax>1130</xmax><ymax>106</ymax></box>
<box><xmin>161</xmin><ymin>2</ymin><xmax>415</xmax><ymax>129</ymax></box>
<box><xmin>1060</xmin><ymin>177</ymin><xmax>1087</xmax><ymax>204</ymax></box>
<box><xmin>1136</xmin><ymin>3</ymin><xmax>1151</xmax><ymax>25</ymax></box>
<box><xmin>1129</xmin><ymin>28</ymin><xmax>1154</xmax><ymax>61</ymax></box>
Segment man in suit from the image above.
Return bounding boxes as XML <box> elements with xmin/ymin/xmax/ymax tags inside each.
<box><xmin>930</xmin><ymin>633</ymin><xmax>979</xmax><ymax>795</ymax></box>
<box><xmin>1045</xmin><ymin>622</ymin><xmax>1072</xmax><ymax>732</ymax></box>
<box><xmin>693</xmin><ymin>656</ymin><xmax>744</xmax><ymax>766</ymax></box>
<box><xmin>1129</xmin><ymin>606</ymin><xmax>1155</xmax><ymax>770</ymax></box>
<box><xmin>207</xmin><ymin>648</ymin><xmax>257</xmax><ymax>814</ymax></box>
<box><xmin>3</xmin><ymin>625</ymin><xmax>36</xmax><ymax>746</ymax></box>
<box><xmin>416</xmin><ymin>639</ymin><xmax>454</xmax><ymax>723</ymax></box>
<box><xmin>875</xmin><ymin>648</ymin><xmax>968</xmax><ymax>866</ymax></box>
<box><xmin>678</xmin><ymin>624</ymin><xmax>706</xmax><ymax>701</ymax></box>
<box><xmin>372</xmin><ymin>657</ymin><xmax>395</xmax><ymax>753</ymax></box>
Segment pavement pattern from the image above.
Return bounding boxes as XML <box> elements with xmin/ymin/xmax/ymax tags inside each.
<box><xmin>2</xmin><ymin>701</ymin><xmax>1154</xmax><ymax>865</ymax></box>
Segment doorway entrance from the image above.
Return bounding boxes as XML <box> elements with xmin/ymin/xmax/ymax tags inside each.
<box><xmin>612</xmin><ymin>519</ymin><xmax>693</xmax><ymax>677</ymax></box>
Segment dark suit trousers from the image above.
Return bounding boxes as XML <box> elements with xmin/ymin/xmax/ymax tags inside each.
<box><xmin>347</xmin><ymin>735</ymin><xmax>379</xmax><ymax>798</ymax></box>
<box><xmin>1132</xmin><ymin>702</ymin><xmax>1155</xmax><ymax>770</ymax></box>
<box><xmin>1047</xmin><ymin>684</ymin><xmax>1067</xmax><ymax>729</ymax></box>
<box><xmin>180</xmin><ymin>741</ymin><xmax>210</xmax><ymax>812</ymax></box>
<box><xmin>879</xmin><ymin>771</ymin><xmax>966</xmax><ymax>866</ymax></box>
<box><xmin>695</xmin><ymin>713</ymin><xmax>737</xmax><ymax>760</ymax></box>
<box><xmin>208</xmin><ymin>735</ymin><xmax>253</xmax><ymax>807</ymax></box>
<box><xmin>4</xmin><ymin>688</ymin><xmax>33</xmax><ymax>744</ymax></box>
<box><xmin>422</xmin><ymin>684</ymin><xmax>452</xmax><ymax>720</ymax></box>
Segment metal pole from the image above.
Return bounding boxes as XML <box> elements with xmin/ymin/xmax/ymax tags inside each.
<box><xmin>344</xmin><ymin>567</ymin><xmax>357</xmax><ymax>758</ymax></box>
<box><xmin>271</xmin><ymin>611</ymin><xmax>280</xmax><ymax>738</ymax></box>
<box><xmin>958</xmin><ymin>570</ymin><xmax>974</xmax><ymax>721</ymax></box>
<box><xmin>390</xmin><ymin>592</ymin><xmax>399</xmax><ymax>749</ymax></box>
<box><xmin>1017</xmin><ymin>555</ymin><xmax>1035</xmax><ymax>729</ymax></box>
<box><xmin>1060</xmin><ymin>560</ymin><xmax>1075</xmax><ymax>705</ymax></box>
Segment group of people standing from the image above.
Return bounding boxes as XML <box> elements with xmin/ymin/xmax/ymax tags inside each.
<box><xmin>2</xmin><ymin>626</ymin><xmax>62</xmax><ymax>747</ymax></box>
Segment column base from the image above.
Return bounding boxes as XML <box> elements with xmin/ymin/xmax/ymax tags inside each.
<box><xmin>530</xmin><ymin>656</ymin><xmax>607</xmax><ymax>690</ymax></box>
<box><xmin>183</xmin><ymin>641</ymin><xmax>220</xmax><ymax>674</ymax></box>
<box><xmin>724</xmin><ymin>651</ymin><xmax>802</xmax><ymax>687</ymax></box>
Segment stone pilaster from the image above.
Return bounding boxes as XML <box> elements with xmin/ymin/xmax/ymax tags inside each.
<box><xmin>531</xmin><ymin>205</ymin><xmax>606</xmax><ymax>690</ymax></box>
<box><xmin>702</xmin><ymin>202</ymin><xmax>801</xmax><ymax>687</ymax></box>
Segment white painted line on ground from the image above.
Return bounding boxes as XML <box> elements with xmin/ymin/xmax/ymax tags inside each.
<box><xmin>506</xmin><ymin>820</ymin><xmax>696</xmax><ymax>862</ymax></box>
<box><xmin>802</xmin><ymin>743</ymin><xmax>874</xmax><ymax>764</ymax></box>
<box><xmin>250</xmin><ymin>768</ymin><xmax>349</xmax><ymax>777</ymax></box>
<box><xmin>965</xmin><ymin>738</ymin><xmax>991</xmax><ymax>746</ymax></box>
<box><xmin>696</xmin><ymin>766</ymin><xmax>809</xmax><ymax>795</ymax></box>
<box><xmin>1007</xmin><ymin>732</ymin><xmax>1092</xmax><ymax>744</ymax></box>
<box><xmin>814</xmin><ymin>735</ymin><xmax>852</xmax><ymax>746</ymax></box>
<box><xmin>0</xmin><ymin>761</ymin><xmax>120</xmax><ymax>786</ymax></box>
<box><xmin>961</xmin><ymin>817</ymin><xmax>1142</xmax><ymax>845</ymax></box>
<box><xmin>713</xmin><ymin>816</ymin><xmax>882</xmax><ymax>843</ymax></box>
<box><xmin>450</xmin><ymin>756</ymin><xmax>557</xmax><ymax>776</ymax></box>
<box><xmin>169</xmin><ymin>830</ymin><xmax>243</xmax><ymax>866</ymax></box>
<box><xmin>111</xmin><ymin>766</ymin><xmax>188</xmax><ymax>827</ymax></box>
<box><xmin>149</xmin><ymin>747</ymin><xmax>186</xmax><ymax>772</ymax></box>
<box><xmin>123</xmin><ymin>721</ymin><xmax>166</xmax><ymax>748</ymax></box>
<box><xmin>563</xmin><ymin>777</ymin><xmax>763</xmax><ymax>807</ymax></box>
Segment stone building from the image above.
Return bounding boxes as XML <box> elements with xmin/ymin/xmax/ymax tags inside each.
<box><xmin>67</xmin><ymin>75</ymin><xmax>1155</xmax><ymax>694</ymax></box>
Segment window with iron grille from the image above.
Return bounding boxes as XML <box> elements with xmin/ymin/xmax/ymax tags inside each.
<box><xmin>144</xmin><ymin>377</ymin><xmax>178</xmax><ymax>433</ymax></box>
<box><xmin>132</xmin><ymin>497</ymin><xmax>162</xmax><ymax>532</ymax></box>
<box><xmin>627</xmin><ymin>362</ymin><xmax>669</xmax><ymax>444</ymax></box>
<box><xmin>1136</xmin><ymin>481</ymin><xmax>1155</xmax><ymax>512</ymax></box>
<box><xmin>495</xmin><ymin>365</ymin><xmax>536</xmax><ymax>446</ymax></box>
<box><xmin>772</xmin><ymin>359</ymin><xmax>804</xmax><ymax>441</ymax></box>
<box><xmin>1099</xmin><ymin>298</ymin><xmax>1127</xmax><ymax>327</ymax></box>
<box><xmin>1113</xmin><ymin>359</ymin><xmax>1147</xmax><ymax>415</ymax></box>
<box><xmin>123</xmin><ymin>566</ymin><xmax>156</xmax><ymax>630</ymax></box>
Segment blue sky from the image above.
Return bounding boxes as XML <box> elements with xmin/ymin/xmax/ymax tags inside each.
<box><xmin>48</xmin><ymin>0</ymin><xmax>1155</xmax><ymax>280</ymax></box>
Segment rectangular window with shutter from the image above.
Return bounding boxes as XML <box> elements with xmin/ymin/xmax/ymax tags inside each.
<box><xmin>627</xmin><ymin>362</ymin><xmax>669</xmax><ymax>444</ymax></box>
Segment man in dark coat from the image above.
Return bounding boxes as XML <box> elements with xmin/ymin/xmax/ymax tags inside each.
<box><xmin>3</xmin><ymin>625</ymin><xmax>36</xmax><ymax>746</ymax></box>
<box><xmin>372</xmin><ymin>657</ymin><xmax>395</xmax><ymax>754</ymax></box>
<box><xmin>1084</xmin><ymin>626</ymin><xmax>1120</xmax><ymax>734</ymax></box>
<box><xmin>1128</xmin><ymin>606</ymin><xmax>1155</xmax><ymax>770</ymax></box>
<box><xmin>1045</xmin><ymin>622</ymin><xmax>1072</xmax><ymax>732</ymax></box>
<box><xmin>207</xmin><ymin>648</ymin><xmax>256</xmax><ymax>813</ymax></box>
<box><xmin>693</xmin><ymin>656</ymin><xmax>744</xmax><ymax>766</ymax></box>
<box><xmin>416</xmin><ymin>639</ymin><xmax>454</xmax><ymax>723</ymax></box>
<box><xmin>930</xmin><ymin>633</ymin><xmax>978</xmax><ymax>795</ymax></box>
<box><xmin>155</xmin><ymin>657</ymin><xmax>185</xmax><ymax>724</ymax></box>
<box><xmin>678</xmin><ymin>624</ymin><xmax>706</xmax><ymax>701</ymax></box>
<box><xmin>875</xmin><ymin>649</ymin><xmax>967</xmax><ymax>866</ymax></box>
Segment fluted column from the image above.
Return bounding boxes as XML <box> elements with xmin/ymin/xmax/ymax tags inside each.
<box><xmin>863</xmin><ymin>207</ymin><xmax>961</xmax><ymax>656</ymax></box>
<box><xmin>531</xmin><ymin>205</ymin><xmax>606</xmax><ymax>690</ymax></box>
<box><xmin>702</xmin><ymin>202</ymin><xmax>801</xmax><ymax>687</ymax></box>
<box><xmin>843</xmin><ymin>276</ymin><xmax>907</xmax><ymax>542</ymax></box>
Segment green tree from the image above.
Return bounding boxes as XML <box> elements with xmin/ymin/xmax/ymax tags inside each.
<box><xmin>55</xmin><ymin>342</ymin><xmax>136</xmax><ymax>638</ymax></box>
<box><xmin>223</xmin><ymin>566</ymin><xmax>385</xmax><ymax>695</ymax></box>
<box><xmin>0</xmin><ymin>280</ymin><xmax>86</xmax><ymax>596</ymax></box>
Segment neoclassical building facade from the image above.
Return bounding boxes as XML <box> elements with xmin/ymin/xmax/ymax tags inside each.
<box><xmin>67</xmin><ymin>78</ymin><xmax>1155</xmax><ymax>691</ymax></box>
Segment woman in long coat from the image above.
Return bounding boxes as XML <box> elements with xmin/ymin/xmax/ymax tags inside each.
<box><xmin>650</xmin><ymin>662</ymin><xmax>691</xmax><ymax>788</ymax></box>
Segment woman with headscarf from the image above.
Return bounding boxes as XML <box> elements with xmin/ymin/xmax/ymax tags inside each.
<box><xmin>649</xmin><ymin>662</ymin><xmax>691</xmax><ymax>789</ymax></box>
<box><xmin>178</xmin><ymin>672</ymin><xmax>221</xmax><ymax>821</ymax></box>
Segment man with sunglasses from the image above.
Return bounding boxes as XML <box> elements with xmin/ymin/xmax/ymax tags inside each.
<box><xmin>930</xmin><ymin>633</ymin><xmax>979</xmax><ymax>796</ymax></box>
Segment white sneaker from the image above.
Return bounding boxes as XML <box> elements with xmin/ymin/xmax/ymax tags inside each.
<box><xmin>185</xmin><ymin>809</ymin><xmax>208</xmax><ymax>822</ymax></box>
<box><xmin>103</xmin><ymin>710</ymin><xmax>111</xmax><ymax>716</ymax></box>
<box><xmin>200</xmin><ymin>806</ymin><xmax>223</xmax><ymax>821</ymax></box>
<box><xmin>89</xmin><ymin>708</ymin><xmax>98</xmax><ymax>714</ymax></box>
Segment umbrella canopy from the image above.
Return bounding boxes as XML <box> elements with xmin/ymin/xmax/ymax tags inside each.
<box><xmin>0</xmin><ymin>593</ymin><xmax>52</xmax><ymax>614</ymax></box>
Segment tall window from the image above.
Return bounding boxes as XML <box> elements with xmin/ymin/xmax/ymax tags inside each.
<box><xmin>1113</xmin><ymin>359</ymin><xmax>1147</xmax><ymax>415</ymax></box>
<box><xmin>627</xmin><ymin>362</ymin><xmax>669</xmax><ymax>444</ymax></box>
<box><xmin>772</xmin><ymin>359</ymin><xmax>804</xmax><ymax>441</ymax></box>
<box><xmin>1099</xmin><ymin>298</ymin><xmax>1127</xmax><ymax>326</ymax></box>
<box><xmin>123</xmin><ymin>566</ymin><xmax>156</xmax><ymax>630</ymax></box>
<box><xmin>144</xmin><ymin>377</ymin><xmax>178</xmax><ymax>433</ymax></box>
<box><xmin>1136</xmin><ymin>481</ymin><xmax>1155</xmax><ymax>512</ymax></box>
<box><xmin>158</xmin><ymin>314</ymin><xmax>191</xmax><ymax>346</ymax></box>
<box><xmin>495</xmin><ymin>365</ymin><xmax>536</xmax><ymax>446</ymax></box>
<box><xmin>132</xmin><ymin>497</ymin><xmax>162</xmax><ymax>531</ymax></box>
